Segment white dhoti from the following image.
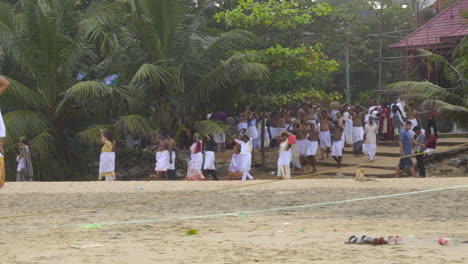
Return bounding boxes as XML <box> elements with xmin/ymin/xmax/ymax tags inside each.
<box><xmin>331</xmin><ymin>140</ymin><xmax>344</xmax><ymax>157</ymax></box>
<box><xmin>238</xmin><ymin>122</ymin><xmax>248</xmax><ymax>132</ymax></box>
<box><xmin>344</xmin><ymin>119</ymin><xmax>353</xmax><ymax>145</ymax></box>
<box><xmin>258</xmin><ymin>126</ymin><xmax>270</xmax><ymax>147</ymax></box>
<box><xmin>290</xmin><ymin>144</ymin><xmax>301</xmax><ymax>169</ymax></box>
<box><xmin>203</xmin><ymin>151</ymin><xmax>216</xmax><ymax>170</ymax></box>
<box><xmin>214</xmin><ymin>133</ymin><xmax>225</xmax><ymax>144</ymax></box>
<box><xmin>319</xmin><ymin>131</ymin><xmax>331</xmax><ymax>148</ymax></box>
<box><xmin>186</xmin><ymin>152</ymin><xmax>205</xmax><ymax>181</ymax></box>
<box><xmin>306</xmin><ymin>141</ymin><xmax>318</xmax><ymax>156</ymax></box>
<box><xmin>99</xmin><ymin>152</ymin><xmax>116</xmax><ymax>181</ymax></box>
<box><xmin>229</xmin><ymin>154</ymin><xmax>241</xmax><ymax>172</ymax></box>
<box><xmin>155</xmin><ymin>150</ymin><xmax>170</xmax><ymax>172</ymax></box>
<box><xmin>297</xmin><ymin>140</ymin><xmax>309</xmax><ymax>156</ymax></box>
<box><xmin>239</xmin><ymin>153</ymin><xmax>253</xmax><ymax>181</ymax></box>
<box><xmin>277</xmin><ymin>151</ymin><xmax>291</xmax><ymax>179</ymax></box>
<box><xmin>408</xmin><ymin>118</ymin><xmax>418</xmax><ymax>131</ymax></box>
<box><xmin>366</xmin><ymin>142</ymin><xmax>377</xmax><ymax>161</ymax></box>
<box><xmin>352</xmin><ymin>126</ymin><xmax>364</xmax><ymax>143</ymax></box>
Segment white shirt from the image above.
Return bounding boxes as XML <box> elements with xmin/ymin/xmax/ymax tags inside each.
<box><xmin>234</xmin><ymin>138</ymin><xmax>252</xmax><ymax>154</ymax></box>
<box><xmin>365</xmin><ymin>123</ymin><xmax>378</xmax><ymax>143</ymax></box>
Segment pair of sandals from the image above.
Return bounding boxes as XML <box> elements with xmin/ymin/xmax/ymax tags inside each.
<box><xmin>346</xmin><ymin>235</ymin><xmax>403</xmax><ymax>245</ymax></box>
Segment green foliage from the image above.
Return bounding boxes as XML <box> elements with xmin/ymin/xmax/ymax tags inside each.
<box><xmin>185</xmin><ymin>229</ymin><xmax>199</xmax><ymax>236</ymax></box>
<box><xmin>215</xmin><ymin>0</ymin><xmax>333</xmax><ymax>30</ymax></box>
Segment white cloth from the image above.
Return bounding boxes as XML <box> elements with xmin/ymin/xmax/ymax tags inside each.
<box><xmin>344</xmin><ymin>118</ymin><xmax>353</xmax><ymax>145</ymax></box>
<box><xmin>319</xmin><ymin>130</ymin><xmax>331</xmax><ymax>148</ymax></box>
<box><xmin>277</xmin><ymin>141</ymin><xmax>291</xmax><ymax>179</ymax></box>
<box><xmin>229</xmin><ymin>154</ymin><xmax>242</xmax><ymax>172</ymax></box>
<box><xmin>214</xmin><ymin>133</ymin><xmax>225</xmax><ymax>144</ymax></box>
<box><xmin>330</xmin><ymin>110</ymin><xmax>339</xmax><ymax>120</ymax></box>
<box><xmin>424</xmin><ymin>148</ymin><xmax>435</xmax><ymax>156</ymax></box>
<box><xmin>257</xmin><ymin>126</ymin><xmax>270</xmax><ymax>147</ymax></box>
<box><xmin>366</xmin><ymin>142</ymin><xmax>377</xmax><ymax>161</ymax></box>
<box><xmin>16</xmin><ymin>155</ymin><xmax>25</xmax><ymax>171</ymax></box>
<box><xmin>352</xmin><ymin>126</ymin><xmax>364</xmax><ymax>143</ymax></box>
<box><xmin>168</xmin><ymin>151</ymin><xmax>176</xmax><ymax>170</ymax></box>
<box><xmin>155</xmin><ymin>150</ymin><xmax>170</xmax><ymax>172</ymax></box>
<box><xmin>297</xmin><ymin>139</ymin><xmax>309</xmax><ymax>156</ymax></box>
<box><xmin>239</xmin><ymin>153</ymin><xmax>251</xmax><ymax>171</ymax></box>
<box><xmin>238</xmin><ymin>122</ymin><xmax>248</xmax><ymax>132</ymax></box>
<box><xmin>203</xmin><ymin>151</ymin><xmax>216</xmax><ymax>170</ymax></box>
<box><xmin>0</xmin><ymin>111</ymin><xmax>5</xmax><ymax>138</ymax></box>
<box><xmin>290</xmin><ymin>144</ymin><xmax>301</xmax><ymax>169</ymax></box>
<box><xmin>189</xmin><ymin>152</ymin><xmax>203</xmax><ymax>170</ymax></box>
<box><xmin>99</xmin><ymin>152</ymin><xmax>115</xmax><ymax>175</ymax></box>
<box><xmin>408</xmin><ymin>118</ymin><xmax>418</xmax><ymax>131</ymax></box>
<box><xmin>248</xmin><ymin>120</ymin><xmax>258</xmax><ymax>139</ymax></box>
<box><xmin>331</xmin><ymin>140</ymin><xmax>343</xmax><ymax>157</ymax></box>
<box><xmin>306</xmin><ymin>141</ymin><xmax>318</xmax><ymax>156</ymax></box>
<box><xmin>365</xmin><ymin>123</ymin><xmax>378</xmax><ymax>144</ymax></box>
<box><xmin>270</xmin><ymin>127</ymin><xmax>282</xmax><ymax>139</ymax></box>
<box><xmin>105</xmin><ymin>175</ymin><xmax>114</xmax><ymax>181</ymax></box>
<box><xmin>235</xmin><ymin>138</ymin><xmax>252</xmax><ymax>155</ymax></box>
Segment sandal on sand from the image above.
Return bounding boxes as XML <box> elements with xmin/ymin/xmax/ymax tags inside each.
<box><xmin>387</xmin><ymin>236</ymin><xmax>396</xmax><ymax>245</ymax></box>
<box><xmin>345</xmin><ymin>235</ymin><xmax>358</xmax><ymax>244</ymax></box>
<box><xmin>371</xmin><ymin>237</ymin><xmax>387</xmax><ymax>246</ymax></box>
<box><xmin>395</xmin><ymin>236</ymin><xmax>403</xmax><ymax>244</ymax></box>
<box><xmin>359</xmin><ymin>235</ymin><xmax>372</xmax><ymax>244</ymax></box>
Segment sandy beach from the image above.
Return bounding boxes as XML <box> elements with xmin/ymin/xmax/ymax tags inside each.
<box><xmin>1</xmin><ymin>178</ymin><xmax>468</xmax><ymax>263</ymax></box>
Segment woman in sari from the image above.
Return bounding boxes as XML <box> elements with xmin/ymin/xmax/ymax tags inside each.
<box><xmin>16</xmin><ymin>139</ymin><xmax>33</xmax><ymax>181</ymax></box>
<box><xmin>186</xmin><ymin>134</ymin><xmax>205</xmax><ymax>181</ymax></box>
<box><xmin>99</xmin><ymin>129</ymin><xmax>116</xmax><ymax>181</ymax></box>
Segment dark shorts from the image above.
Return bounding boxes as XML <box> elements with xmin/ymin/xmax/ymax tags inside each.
<box><xmin>398</xmin><ymin>157</ymin><xmax>413</xmax><ymax>168</ymax></box>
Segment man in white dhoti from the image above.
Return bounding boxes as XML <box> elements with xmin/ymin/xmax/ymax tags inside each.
<box><xmin>277</xmin><ymin>132</ymin><xmax>291</xmax><ymax>179</ymax></box>
<box><xmin>167</xmin><ymin>132</ymin><xmax>177</xmax><ymax>180</ymax></box>
<box><xmin>99</xmin><ymin>129</ymin><xmax>116</xmax><ymax>181</ymax></box>
<box><xmin>155</xmin><ymin>131</ymin><xmax>172</xmax><ymax>180</ymax></box>
<box><xmin>186</xmin><ymin>135</ymin><xmax>205</xmax><ymax>181</ymax></box>
<box><xmin>318</xmin><ymin>110</ymin><xmax>331</xmax><ymax>160</ymax></box>
<box><xmin>351</xmin><ymin>105</ymin><xmax>366</xmax><ymax>156</ymax></box>
<box><xmin>203</xmin><ymin>134</ymin><xmax>218</xmax><ymax>180</ymax></box>
<box><xmin>234</xmin><ymin>133</ymin><xmax>254</xmax><ymax>181</ymax></box>
<box><xmin>331</xmin><ymin>120</ymin><xmax>344</xmax><ymax>168</ymax></box>
<box><xmin>364</xmin><ymin>118</ymin><xmax>378</xmax><ymax>162</ymax></box>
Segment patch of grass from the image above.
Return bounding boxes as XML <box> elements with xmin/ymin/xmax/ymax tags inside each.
<box><xmin>185</xmin><ymin>229</ymin><xmax>199</xmax><ymax>236</ymax></box>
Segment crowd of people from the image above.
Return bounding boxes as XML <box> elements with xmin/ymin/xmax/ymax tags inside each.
<box><xmin>0</xmin><ymin>75</ymin><xmax>439</xmax><ymax>183</ymax></box>
<box><xmin>142</xmin><ymin>97</ymin><xmax>439</xmax><ymax>182</ymax></box>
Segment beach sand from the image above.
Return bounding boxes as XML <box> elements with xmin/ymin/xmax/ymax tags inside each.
<box><xmin>1</xmin><ymin>178</ymin><xmax>468</xmax><ymax>263</ymax></box>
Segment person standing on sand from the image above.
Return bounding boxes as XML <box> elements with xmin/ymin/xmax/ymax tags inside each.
<box><xmin>16</xmin><ymin>139</ymin><xmax>33</xmax><ymax>181</ymax></box>
<box><xmin>364</xmin><ymin>118</ymin><xmax>378</xmax><ymax>162</ymax></box>
<box><xmin>412</xmin><ymin>126</ymin><xmax>426</xmax><ymax>177</ymax></box>
<box><xmin>155</xmin><ymin>131</ymin><xmax>171</xmax><ymax>180</ymax></box>
<box><xmin>99</xmin><ymin>129</ymin><xmax>116</xmax><ymax>181</ymax></box>
<box><xmin>331</xmin><ymin>119</ymin><xmax>345</xmax><ymax>168</ymax></box>
<box><xmin>203</xmin><ymin>134</ymin><xmax>219</xmax><ymax>181</ymax></box>
<box><xmin>396</xmin><ymin>121</ymin><xmax>417</xmax><ymax>178</ymax></box>
<box><xmin>277</xmin><ymin>132</ymin><xmax>291</xmax><ymax>179</ymax></box>
<box><xmin>351</xmin><ymin>105</ymin><xmax>366</xmax><ymax>156</ymax></box>
<box><xmin>318</xmin><ymin>110</ymin><xmax>331</xmax><ymax>160</ymax></box>
<box><xmin>306</xmin><ymin>122</ymin><xmax>319</xmax><ymax>173</ymax></box>
<box><xmin>186</xmin><ymin>134</ymin><xmax>205</xmax><ymax>181</ymax></box>
<box><xmin>167</xmin><ymin>132</ymin><xmax>177</xmax><ymax>181</ymax></box>
<box><xmin>234</xmin><ymin>131</ymin><xmax>254</xmax><ymax>181</ymax></box>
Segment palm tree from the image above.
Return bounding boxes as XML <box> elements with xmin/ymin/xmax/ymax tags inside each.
<box><xmin>0</xmin><ymin>0</ymin><xmax>267</xmax><ymax>180</ymax></box>
<box><xmin>388</xmin><ymin>37</ymin><xmax>468</xmax><ymax>123</ymax></box>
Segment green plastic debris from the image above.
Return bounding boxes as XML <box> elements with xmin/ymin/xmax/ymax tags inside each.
<box><xmin>298</xmin><ymin>229</ymin><xmax>305</xmax><ymax>233</ymax></box>
<box><xmin>81</xmin><ymin>224</ymin><xmax>101</xmax><ymax>229</ymax></box>
<box><xmin>185</xmin><ymin>229</ymin><xmax>199</xmax><ymax>236</ymax></box>
<box><xmin>239</xmin><ymin>212</ymin><xmax>245</xmax><ymax>220</ymax></box>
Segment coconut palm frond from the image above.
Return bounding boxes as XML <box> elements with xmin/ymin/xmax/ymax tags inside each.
<box><xmin>387</xmin><ymin>81</ymin><xmax>465</xmax><ymax>106</ymax></box>
<box><xmin>0</xmin><ymin>76</ymin><xmax>43</xmax><ymax>111</ymax></box>
<box><xmin>3</xmin><ymin>110</ymin><xmax>52</xmax><ymax>145</ymax></box>
<box><xmin>191</xmin><ymin>53</ymin><xmax>269</xmax><ymax>105</ymax></box>
<box><xmin>29</xmin><ymin>129</ymin><xmax>54</xmax><ymax>160</ymax></box>
<box><xmin>195</xmin><ymin>120</ymin><xmax>232</xmax><ymax>137</ymax></box>
<box><xmin>114</xmin><ymin>114</ymin><xmax>154</xmax><ymax>137</ymax></box>
<box><xmin>130</xmin><ymin>63</ymin><xmax>170</xmax><ymax>89</ymax></box>
<box><xmin>433</xmin><ymin>100</ymin><xmax>468</xmax><ymax>123</ymax></box>
<box><xmin>76</xmin><ymin>124</ymin><xmax>114</xmax><ymax>146</ymax></box>
<box><xmin>202</xmin><ymin>29</ymin><xmax>258</xmax><ymax>62</ymax></box>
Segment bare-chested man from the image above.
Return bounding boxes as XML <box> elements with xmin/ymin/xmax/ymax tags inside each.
<box><xmin>307</xmin><ymin>122</ymin><xmax>319</xmax><ymax>172</ymax></box>
<box><xmin>318</xmin><ymin>110</ymin><xmax>331</xmax><ymax>160</ymax></box>
<box><xmin>406</xmin><ymin>103</ymin><xmax>421</xmax><ymax>132</ymax></box>
<box><xmin>295</xmin><ymin>121</ymin><xmax>309</xmax><ymax>171</ymax></box>
<box><xmin>351</xmin><ymin>105</ymin><xmax>367</xmax><ymax>156</ymax></box>
<box><xmin>331</xmin><ymin>119</ymin><xmax>345</xmax><ymax>168</ymax></box>
<box><xmin>155</xmin><ymin>131</ymin><xmax>172</xmax><ymax>180</ymax></box>
<box><xmin>167</xmin><ymin>131</ymin><xmax>177</xmax><ymax>180</ymax></box>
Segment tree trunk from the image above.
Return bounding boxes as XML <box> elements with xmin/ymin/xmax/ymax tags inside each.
<box><xmin>261</xmin><ymin>118</ymin><xmax>266</xmax><ymax>167</ymax></box>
